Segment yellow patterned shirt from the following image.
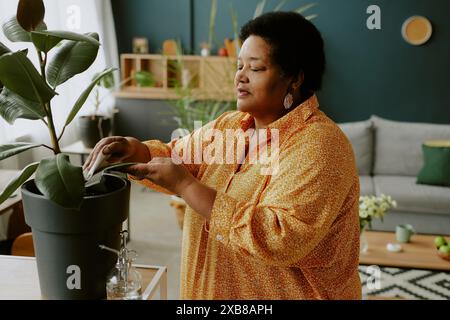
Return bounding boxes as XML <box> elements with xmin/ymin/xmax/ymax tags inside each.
<box><xmin>136</xmin><ymin>95</ymin><xmax>362</xmax><ymax>299</ymax></box>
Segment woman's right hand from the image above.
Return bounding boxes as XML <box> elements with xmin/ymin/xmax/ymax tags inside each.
<box><xmin>83</xmin><ymin>136</ymin><xmax>150</xmax><ymax>172</ymax></box>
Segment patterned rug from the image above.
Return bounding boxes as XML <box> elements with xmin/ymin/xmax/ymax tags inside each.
<box><xmin>359</xmin><ymin>265</ymin><xmax>450</xmax><ymax>300</ymax></box>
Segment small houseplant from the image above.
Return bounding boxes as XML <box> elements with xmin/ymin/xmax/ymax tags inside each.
<box><xmin>78</xmin><ymin>69</ymin><xmax>155</xmax><ymax>148</ymax></box>
<box><xmin>77</xmin><ymin>71</ymin><xmax>115</xmax><ymax>148</ymax></box>
<box><xmin>0</xmin><ymin>0</ymin><xmax>130</xmax><ymax>299</ymax></box>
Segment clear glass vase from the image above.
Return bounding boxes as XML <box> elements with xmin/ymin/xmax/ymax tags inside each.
<box><xmin>360</xmin><ymin>229</ymin><xmax>369</xmax><ymax>254</ymax></box>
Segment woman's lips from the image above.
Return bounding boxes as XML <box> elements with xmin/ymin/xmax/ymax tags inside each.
<box><xmin>237</xmin><ymin>89</ymin><xmax>251</xmax><ymax>98</ymax></box>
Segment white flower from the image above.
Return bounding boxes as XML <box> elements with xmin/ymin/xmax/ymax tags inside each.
<box><xmin>359</xmin><ymin>194</ymin><xmax>396</xmax><ymax>225</ymax></box>
<box><xmin>359</xmin><ymin>210</ymin><xmax>369</xmax><ymax>218</ymax></box>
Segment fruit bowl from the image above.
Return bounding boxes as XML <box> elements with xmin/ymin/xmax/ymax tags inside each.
<box><xmin>434</xmin><ymin>236</ymin><xmax>450</xmax><ymax>261</ymax></box>
<box><xmin>437</xmin><ymin>250</ymin><xmax>450</xmax><ymax>261</ymax></box>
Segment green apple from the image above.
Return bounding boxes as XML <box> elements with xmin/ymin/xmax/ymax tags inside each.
<box><xmin>439</xmin><ymin>245</ymin><xmax>450</xmax><ymax>254</ymax></box>
<box><xmin>434</xmin><ymin>236</ymin><xmax>447</xmax><ymax>248</ymax></box>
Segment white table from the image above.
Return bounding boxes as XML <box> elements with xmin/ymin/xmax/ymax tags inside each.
<box><xmin>0</xmin><ymin>255</ymin><xmax>167</xmax><ymax>300</ymax></box>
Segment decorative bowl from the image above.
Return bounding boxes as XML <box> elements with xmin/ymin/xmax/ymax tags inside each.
<box><xmin>437</xmin><ymin>250</ymin><xmax>450</xmax><ymax>261</ymax></box>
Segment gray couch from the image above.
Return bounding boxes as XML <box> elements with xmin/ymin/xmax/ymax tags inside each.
<box><xmin>339</xmin><ymin>116</ymin><xmax>450</xmax><ymax>235</ymax></box>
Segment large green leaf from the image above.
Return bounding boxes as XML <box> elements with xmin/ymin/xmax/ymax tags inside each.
<box><xmin>0</xmin><ymin>51</ymin><xmax>56</xmax><ymax>103</ymax></box>
<box><xmin>64</xmin><ymin>68</ymin><xmax>116</xmax><ymax>127</ymax></box>
<box><xmin>0</xmin><ymin>88</ymin><xmax>46</xmax><ymax>124</ymax></box>
<box><xmin>94</xmin><ymin>70</ymin><xmax>115</xmax><ymax>89</ymax></box>
<box><xmin>2</xmin><ymin>16</ymin><xmax>47</xmax><ymax>43</ymax></box>
<box><xmin>0</xmin><ymin>143</ymin><xmax>42</xmax><ymax>161</ymax></box>
<box><xmin>0</xmin><ymin>43</ymin><xmax>9</xmax><ymax>90</ymax></box>
<box><xmin>30</xmin><ymin>32</ymin><xmax>63</xmax><ymax>53</ymax></box>
<box><xmin>0</xmin><ymin>42</ymin><xmax>11</xmax><ymax>56</ymax></box>
<box><xmin>0</xmin><ymin>162</ymin><xmax>39</xmax><ymax>206</ymax></box>
<box><xmin>31</xmin><ymin>30</ymin><xmax>100</xmax><ymax>54</ymax></box>
<box><xmin>35</xmin><ymin>154</ymin><xmax>85</xmax><ymax>209</ymax></box>
<box><xmin>46</xmin><ymin>33</ymin><xmax>100</xmax><ymax>87</ymax></box>
<box><xmin>17</xmin><ymin>0</ymin><xmax>45</xmax><ymax>32</ymax></box>
<box><xmin>34</xmin><ymin>30</ymin><xmax>100</xmax><ymax>47</ymax></box>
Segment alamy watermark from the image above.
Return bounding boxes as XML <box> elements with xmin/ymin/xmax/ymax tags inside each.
<box><xmin>365</xmin><ymin>265</ymin><xmax>382</xmax><ymax>291</ymax></box>
<box><xmin>66</xmin><ymin>5</ymin><xmax>81</xmax><ymax>31</ymax></box>
<box><xmin>367</xmin><ymin>5</ymin><xmax>381</xmax><ymax>30</ymax></box>
<box><xmin>66</xmin><ymin>264</ymin><xmax>81</xmax><ymax>290</ymax></box>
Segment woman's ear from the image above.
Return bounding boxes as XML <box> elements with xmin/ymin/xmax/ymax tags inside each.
<box><xmin>292</xmin><ymin>71</ymin><xmax>304</xmax><ymax>91</ymax></box>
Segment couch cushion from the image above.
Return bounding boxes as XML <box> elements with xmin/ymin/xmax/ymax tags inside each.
<box><xmin>417</xmin><ymin>142</ymin><xmax>450</xmax><ymax>187</ymax></box>
<box><xmin>338</xmin><ymin>120</ymin><xmax>373</xmax><ymax>175</ymax></box>
<box><xmin>372</xmin><ymin>116</ymin><xmax>450</xmax><ymax>176</ymax></box>
<box><xmin>359</xmin><ymin>175</ymin><xmax>374</xmax><ymax>196</ymax></box>
<box><xmin>373</xmin><ymin>175</ymin><xmax>450</xmax><ymax>215</ymax></box>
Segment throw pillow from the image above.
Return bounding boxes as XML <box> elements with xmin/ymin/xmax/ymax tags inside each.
<box><xmin>417</xmin><ymin>141</ymin><xmax>450</xmax><ymax>187</ymax></box>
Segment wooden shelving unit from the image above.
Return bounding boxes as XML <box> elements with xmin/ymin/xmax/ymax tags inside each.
<box><xmin>115</xmin><ymin>54</ymin><xmax>237</xmax><ymax>101</ymax></box>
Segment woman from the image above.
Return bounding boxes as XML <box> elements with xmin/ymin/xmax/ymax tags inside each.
<box><xmin>84</xmin><ymin>12</ymin><xmax>361</xmax><ymax>299</ymax></box>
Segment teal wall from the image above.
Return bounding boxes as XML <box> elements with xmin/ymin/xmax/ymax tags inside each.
<box><xmin>111</xmin><ymin>0</ymin><xmax>450</xmax><ymax>124</ymax></box>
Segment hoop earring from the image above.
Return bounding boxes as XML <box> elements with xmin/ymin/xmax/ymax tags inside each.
<box><xmin>284</xmin><ymin>93</ymin><xmax>294</xmax><ymax>110</ymax></box>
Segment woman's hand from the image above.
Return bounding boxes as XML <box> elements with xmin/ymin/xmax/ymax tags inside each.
<box><xmin>124</xmin><ymin>157</ymin><xmax>196</xmax><ymax>196</ymax></box>
<box><xmin>83</xmin><ymin>136</ymin><xmax>150</xmax><ymax>171</ymax></box>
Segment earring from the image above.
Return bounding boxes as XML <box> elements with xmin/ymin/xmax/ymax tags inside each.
<box><xmin>284</xmin><ymin>93</ymin><xmax>294</xmax><ymax>110</ymax></box>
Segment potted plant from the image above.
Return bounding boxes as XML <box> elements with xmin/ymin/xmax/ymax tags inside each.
<box><xmin>0</xmin><ymin>0</ymin><xmax>130</xmax><ymax>299</ymax></box>
<box><xmin>78</xmin><ymin>69</ymin><xmax>155</xmax><ymax>149</ymax></box>
<box><xmin>77</xmin><ymin>71</ymin><xmax>115</xmax><ymax>149</ymax></box>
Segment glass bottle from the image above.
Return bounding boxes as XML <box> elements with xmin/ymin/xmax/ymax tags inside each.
<box><xmin>100</xmin><ymin>231</ymin><xmax>142</xmax><ymax>300</ymax></box>
<box><xmin>360</xmin><ymin>227</ymin><xmax>369</xmax><ymax>254</ymax></box>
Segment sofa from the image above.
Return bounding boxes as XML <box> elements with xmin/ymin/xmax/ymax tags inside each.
<box><xmin>339</xmin><ymin>116</ymin><xmax>450</xmax><ymax>235</ymax></box>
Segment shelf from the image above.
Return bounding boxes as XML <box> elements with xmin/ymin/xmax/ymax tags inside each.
<box><xmin>117</xmin><ymin>54</ymin><xmax>236</xmax><ymax>101</ymax></box>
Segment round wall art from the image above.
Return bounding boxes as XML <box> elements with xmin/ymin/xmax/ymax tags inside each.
<box><xmin>402</xmin><ymin>16</ymin><xmax>433</xmax><ymax>46</ymax></box>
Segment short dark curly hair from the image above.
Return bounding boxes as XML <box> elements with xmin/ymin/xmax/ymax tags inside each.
<box><xmin>240</xmin><ymin>11</ymin><xmax>326</xmax><ymax>96</ymax></box>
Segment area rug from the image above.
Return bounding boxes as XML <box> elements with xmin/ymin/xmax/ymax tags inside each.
<box><xmin>359</xmin><ymin>265</ymin><xmax>450</xmax><ymax>300</ymax></box>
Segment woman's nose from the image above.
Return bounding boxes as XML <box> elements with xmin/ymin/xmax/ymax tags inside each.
<box><xmin>235</xmin><ymin>69</ymin><xmax>249</xmax><ymax>85</ymax></box>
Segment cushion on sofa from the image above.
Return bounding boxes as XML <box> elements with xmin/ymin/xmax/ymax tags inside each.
<box><xmin>359</xmin><ymin>175</ymin><xmax>374</xmax><ymax>196</ymax></box>
<box><xmin>372</xmin><ymin>116</ymin><xmax>450</xmax><ymax>176</ymax></box>
<box><xmin>417</xmin><ymin>141</ymin><xmax>450</xmax><ymax>187</ymax></box>
<box><xmin>338</xmin><ymin>120</ymin><xmax>373</xmax><ymax>175</ymax></box>
<box><xmin>373</xmin><ymin>175</ymin><xmax>450</xmax><ymax>215</ymax></box>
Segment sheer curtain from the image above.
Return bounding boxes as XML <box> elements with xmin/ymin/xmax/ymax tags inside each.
<box><xmin>0</xmin><ymin>0</ymin><xmax>119</xmax><ymax>159</ymax></box>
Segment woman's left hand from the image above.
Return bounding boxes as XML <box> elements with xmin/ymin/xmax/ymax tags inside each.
<box><xmin>124</xmin><ymin>157</ymin><xmax>196</xmax><ymax>195</ymax></box>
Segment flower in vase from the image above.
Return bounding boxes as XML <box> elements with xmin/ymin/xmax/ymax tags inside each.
<box><xmin>359</xmin><ymin>194</ymin><xmax>397</xmax><ymax>233</ymax></box>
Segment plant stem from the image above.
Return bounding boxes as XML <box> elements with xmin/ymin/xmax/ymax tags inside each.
<box><xmin>37</xmin><ymin>49</ymin><xmax>60</xmax><ymax>154</ymax></box>
<box><xmin>40</xmin><ymin>144</ymin><xmax>55</xmax><ymax>152</ymax></box>
<box><xmin>57</xmin><ymin>125</ymin><xmax>66</xmax><ymax>142</ymax></box>
<box><xmin>46</xmin><ymin>101</ymin><xmax>61</xmax><ymax>154</ymax></box>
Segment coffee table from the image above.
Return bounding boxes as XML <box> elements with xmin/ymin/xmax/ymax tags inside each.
<box><xmin>359</xmin><ymin>231</ymin><xmax>449</xmax><ymax>271</ymax></box>
<box><xmin>359</xmin><ymin>231</ymin><xmax>450</xmax><ymax>300</ymax></box>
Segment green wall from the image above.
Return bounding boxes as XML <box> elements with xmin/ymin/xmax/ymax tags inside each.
<box><xmin>111</xmin><ymin>0</ymin><xmax>450</xmax><ymax>124</ymax></box>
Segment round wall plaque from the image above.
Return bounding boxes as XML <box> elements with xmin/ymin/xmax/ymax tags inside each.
<box><xmin>402</xmin><ymin>16</ymin><xmax>433</xmax><ymax>46</ymax></box>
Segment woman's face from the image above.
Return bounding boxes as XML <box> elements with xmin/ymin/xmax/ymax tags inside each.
<box><xmin>235</xmin><ymin>35</ymin><xmax>290</xmax><ymax>125</ymax></box>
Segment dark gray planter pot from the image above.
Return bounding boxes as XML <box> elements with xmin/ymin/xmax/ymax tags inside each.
<box><xmin>21</xmin><ymin>174</ymin><xmax>130</xmax><ymax>300</ymax></box>
<box><xmin>78</xmin><ymin>115</ymin><xmax>112</xmax><ymax>148</ymax></box>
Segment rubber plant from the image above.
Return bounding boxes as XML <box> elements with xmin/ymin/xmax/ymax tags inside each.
<box><xmin>0</xmin><ymin>0</ymin><xmax>115</xmax><ymax>209</ymax></box>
